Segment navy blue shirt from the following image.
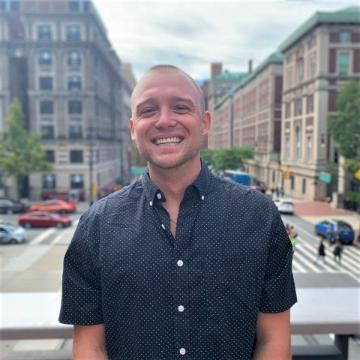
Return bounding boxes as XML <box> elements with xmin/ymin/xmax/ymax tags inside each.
<box><xmin>60</xmin><ymin>163</ymin><xmax>297</xmax><ymax>359</ymax></box>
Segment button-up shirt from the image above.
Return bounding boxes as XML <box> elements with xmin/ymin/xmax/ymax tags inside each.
<box><xmin>59</xmin><ymin>163</ymin><xmax>297</xmax><ymax>359</ymax></box>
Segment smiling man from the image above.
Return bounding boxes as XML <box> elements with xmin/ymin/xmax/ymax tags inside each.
<box><xmin>59</xmin><ymin>65</ymin><xmax>297</xmax><ymax>359</ymax></box>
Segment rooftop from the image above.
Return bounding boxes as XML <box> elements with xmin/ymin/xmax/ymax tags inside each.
<box><xmin>278</xmin><ymin>6</ymin><xmax>360</xmax><ymax>52</ymax></box>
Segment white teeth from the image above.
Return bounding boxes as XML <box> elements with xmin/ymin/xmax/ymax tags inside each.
<box><xmin>155</xmin><ymin>137</ymin><xmax>181</xmax><ymax>145</ymax></box>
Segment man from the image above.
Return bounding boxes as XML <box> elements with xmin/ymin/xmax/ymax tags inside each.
<box><xmin>59</xmin><ymin>65</ymin><xmax>297</xmax><ymax>359</ymax></box>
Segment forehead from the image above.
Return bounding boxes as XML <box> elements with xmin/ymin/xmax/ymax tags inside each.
<box><xmin>131</xmin><ymin>70</ymin><xmax>200</xmax><ymax>106</ymax></box>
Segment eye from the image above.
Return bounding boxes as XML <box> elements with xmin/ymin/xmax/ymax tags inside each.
<box><xmin>139</xmin><ymin>107</ymin><xmax>156</xmax><ymax>117</ymax></box>
<box><xmin>173</xmin><ymin>105</ymin><xmax>190</xmax><ymax>113</ymax></box>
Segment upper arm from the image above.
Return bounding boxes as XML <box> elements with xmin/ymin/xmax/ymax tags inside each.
<box><xmin>254</xmin><ymin>310</ymin><xmax>291</xmax><ymax>359</ymax></box>
<box><xmin>73</xmin><ymin>324</ymin><xmax>107</xmax><ymax>360</ymax></box>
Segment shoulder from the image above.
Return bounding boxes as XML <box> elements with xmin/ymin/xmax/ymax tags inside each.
<box><xmin>80</xmin><ymin>180</ymin><xmax>143</xmax><ymax>223</ymax></box>
<box><xmin>210</xmin><ymin>173</ymin><xmax>276</xmax><ymax>213</ymax></box>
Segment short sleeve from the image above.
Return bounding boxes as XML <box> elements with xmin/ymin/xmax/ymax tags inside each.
<box><xmin>59</xmin><ymin>210</ymin><xmax>103</xmax><ymax>325</ymax></box>
<box><xmin>259</xmin><ymin>205</ymin><xmax>297</xmax><ymax>313</ymax></box>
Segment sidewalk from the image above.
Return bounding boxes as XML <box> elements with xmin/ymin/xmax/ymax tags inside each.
<box><xmin>292</xmin><ymin>199</ymin><xmax>360</xmax><ymax>241</ymax></box>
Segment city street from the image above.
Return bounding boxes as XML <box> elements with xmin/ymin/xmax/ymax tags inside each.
<box><xmin>1</xmin><ymin>207</ymin><xmax>359</xmax><ymax>296</ymax></box>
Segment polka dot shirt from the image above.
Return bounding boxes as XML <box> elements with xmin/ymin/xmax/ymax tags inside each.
<box><xmin>59</xmin><ymin>163</ymin><xmax>297</xmax><ymax>359</ymax></box>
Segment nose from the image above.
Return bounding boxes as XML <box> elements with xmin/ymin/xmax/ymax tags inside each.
<box><xmin>154</xmin><ymin>107</ymin><xmax>176</xmax><ymax>129</ymax></box>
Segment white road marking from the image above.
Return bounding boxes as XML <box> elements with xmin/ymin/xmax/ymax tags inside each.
<box><xmin>30</xmin><ymin>228</ymin><xmax>56</xmax><ymax>246</ymax></box>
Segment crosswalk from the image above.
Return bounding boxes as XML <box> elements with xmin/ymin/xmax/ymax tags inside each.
<box><xmin>25</xmin><ymin>222</ymin><xmax>360</xmax><ymax>282</ymax></box>
<box><xmin>293</xmin><ymin>237</ymin><xmax>360</xmax><ymax>282</ymax></box>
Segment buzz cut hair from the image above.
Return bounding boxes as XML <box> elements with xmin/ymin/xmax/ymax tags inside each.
<box><xmin>132</xmin><ymin>64</ymin><xmax>206</xmax><ymax>114</ymax></box>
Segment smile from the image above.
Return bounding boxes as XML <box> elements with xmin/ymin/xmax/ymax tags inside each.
<box><xmin>154</xmin><ymin>137</ymin><xmax>183</xmax><ymax>145</ymax></box>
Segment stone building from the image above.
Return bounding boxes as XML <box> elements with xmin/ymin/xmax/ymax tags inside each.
<box><xmin>0</xmin><ymin>0</ymin><xmax>132</xmax><ymax>201</ymax></box>
<box><xmin>278</xmin><ymin>7</ymin><xmax>360</xmax><ymax>200</ymax></box>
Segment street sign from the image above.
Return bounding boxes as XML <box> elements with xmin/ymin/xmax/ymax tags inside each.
<box><xmin>354</xmin><ymin>169</ymin><xmax>360</xmax><ymax>181</ymax></box>
<box><xmin>319</xmin><ymin>172</ymin><xmax>332</xmax><ymax>184</ymax></box>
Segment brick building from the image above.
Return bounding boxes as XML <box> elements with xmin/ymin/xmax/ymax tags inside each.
<box><xmin>0</xmin><ymin>0</ymin><xmax>132</xmax><ymax>201</ymax></box>
<box><xmin>278</xmin><ymin>7</ymin><xmax>360</xmax><ymax>200</ymax></box>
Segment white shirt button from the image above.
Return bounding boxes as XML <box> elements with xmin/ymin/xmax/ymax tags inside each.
<box><xmin>177</xmin><ymin>260</ymin><xmax>184</xmax><ymax>267</ymax></box>
<box><xmin>179</xmin><ymin>348</ymin><xmax>186</xmax><ymax>355</ymax></box>
<box><xmin>201</xmin><ymin>195</ymin><xmax>205</xmax><ymax>200</ymax></box>
<box><xmin>161</xmin><ymin>224</ymin><xmax>166</xmax><ymax>230</ymax></box>
<box><xmin>157</xmin><ymin>193</ymin><xmax>162</xmax><ymax>199</ymax></box>
<box><xmin>178</xmin><ymin>305</ymin><xmax>185</xmax><ymax>312</ymax></box>
<box><xmin>149</xmin><ymin>201</ymin><xmax>153</xmax><ymax>206</ymax></box>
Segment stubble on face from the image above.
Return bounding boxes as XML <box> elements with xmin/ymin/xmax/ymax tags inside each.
<box><xmin>129</xmin><ymin>68</ymin><xmax>209</xmax><ymax>172</ymax></box>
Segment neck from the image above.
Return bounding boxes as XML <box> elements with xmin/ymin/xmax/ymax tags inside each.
<box><xmin>148</xmin><ymin>158</ymin><xmax>202</xmax><ymax>203</ymax></box>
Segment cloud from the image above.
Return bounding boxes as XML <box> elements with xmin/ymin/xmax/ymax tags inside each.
<box><xmin>93</xmin><ymin>0</ymin><xmax>359</xmax><ymax>80</ymax></box>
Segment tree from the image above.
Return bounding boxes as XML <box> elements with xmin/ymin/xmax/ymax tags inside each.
<box><xmin>328</xmin><ymin>81</ymin><xmax>360</xmax><ymax>171</ymax></box>
<box><xmin>211</xmin><ymin>147</ymin><xmax>254</xmax><ymax>172</ymax></box>
<box><xmin>0</xmin><ymin>100</ymin><xmax>52</xmax><ymax>198</ymax></box>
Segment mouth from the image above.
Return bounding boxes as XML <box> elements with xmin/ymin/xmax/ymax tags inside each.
<box><xmin>152</xmin><ymin>136</ymin><xmax>184</xmax><ymax>146</ymax></box>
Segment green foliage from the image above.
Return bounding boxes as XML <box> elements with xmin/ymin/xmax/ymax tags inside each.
<box><xmin>200</xmin><ymin>149</ymin><xmax>216</xmax><ymax>165</ymax></box>
<box><xmin>0</xmin><ymin>100</ymin><xmax>52</xmax><ymax>182</ymax></box>
<box><xmin>328</xmin><ymin>81</ymin><xmax>360</xmax><ymax>171</ymax></box>
<box><xmin>325</xmin><ymin>161</ymin><xmax>339</xmax><ymax>186</ymax></box>
<box><xmin>202</xmin><ymin>147</ymin><xmax>254</xmax><ymax>172</ymax></box>
<box><xmin>344</xmin><ymin>191</ymin><xmax>360</xmax><ymax>204</ymax></box>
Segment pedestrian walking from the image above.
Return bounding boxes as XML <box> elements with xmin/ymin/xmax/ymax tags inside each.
<box><xmin>289</xmin><ymin>225</ymin><xmax>298</xmax><ymax>251</ymax></box>
<box><xmin>333</xmin><ymin>237</ymin><xmax>343</xmax><ymax>265</ymax></box>
<box><xmin>59</xmin><ymin>64</ymin><xmax>297</xmax><ymax>359</ymax></box>
<box><xmin>314</xmin><ymin>236</ymin><xmax>326</xmax><ymax>265</ymax></box>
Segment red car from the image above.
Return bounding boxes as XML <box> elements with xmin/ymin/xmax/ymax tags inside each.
<box><xmin>18</xmin><ymin>212</ymin><xmax>72</xmax><ymax>229</ymax></box>
<box><xmin>28</xmin><ymin>199</ymin><xmax>77</xmax><ymax>214</ymax></box>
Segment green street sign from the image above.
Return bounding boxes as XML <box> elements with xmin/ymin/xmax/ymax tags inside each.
<box><xmin>319</xmin><ymin>172</ymin><xmax>332</xmax><ymax>184</ymax></box>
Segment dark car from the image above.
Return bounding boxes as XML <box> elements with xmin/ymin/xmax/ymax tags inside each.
<box><xmin>0</xmin><ymin>223</ymin><xmax>27</xmax><ymax>244</ymax></box>
<box><xmin>315</xmin><ymin>219</ymin><xmax>355</xmax><ymax>245</ymax></box>
<box><xmin>18</xmin><ymin>212</ymin><xmax>72</xmax><ymax>229</ymax></box>
<box><xmin>0</xmin><ymin>199</ymin><xmax>27</xmax><ymax>214</ymax></box>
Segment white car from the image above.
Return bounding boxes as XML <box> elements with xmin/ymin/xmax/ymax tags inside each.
<box><xmin>274</xmin><ymin>198</ymin><xmax>295</xmax><ymax>215</ymax></box>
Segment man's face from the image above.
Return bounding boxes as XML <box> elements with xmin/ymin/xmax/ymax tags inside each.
<box><xmin>130</xmin><ymin>70</ymin><xmax>211</xmax><ymax>171</ymax></box>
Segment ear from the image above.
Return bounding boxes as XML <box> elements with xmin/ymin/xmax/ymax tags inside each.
<box><xmin>129</xmin><ymin>118</ymin><xmax>136</xmax><ymax>140</ymax></box>
<box><xmin>202</xmin><ymin>111</ymin><xmax>211</xmax><ymax>136</ymax></box>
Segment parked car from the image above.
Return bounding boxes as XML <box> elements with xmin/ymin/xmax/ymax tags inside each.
<box><xmin>274</xmin><ymin>198</ymin><xmax>295</xmax><ymax>215</ymax></box>
<box><xmin>0</xmin><ymin>223</ymin><xmax>27</xmax><ymax>244</ymax></box>
<box><xmin>28</xmin><ymin>199</ymin><xmax>77</xmax><ymax>214</ymax></box>
<box><xmin>315</xmin><ymin>219</ymin><xmax>355</xmax><ymax>245</ymax></box>
<box><xmin>0</xmin><ymin>199</ymin><xmax>27</xmax><ymax>214</ymax></box>
<box><xmin>18</xmin><ymin>212</ymin><xmax>72</xmax><ymax>229</ymax></box>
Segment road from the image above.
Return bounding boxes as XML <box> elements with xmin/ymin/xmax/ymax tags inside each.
<box><xmin>0</xmin><ymin>211</ymin><xmax>359</xmax><ymax>294</ymax></box>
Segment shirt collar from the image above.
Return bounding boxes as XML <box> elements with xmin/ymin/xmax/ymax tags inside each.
<box><xmin>141</xmin><ymin>159</ymin><xmax>212</xmax><ymax>205</ymax></box>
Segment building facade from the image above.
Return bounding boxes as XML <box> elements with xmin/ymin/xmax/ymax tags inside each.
<box><xmin>0</xmin><ymin>0</ymin><xmax>131</xmax><ymax>201</ymax></box>
<box><xmin>279</xmin><ymin>7</ymin><xmax>360</xmax><ymax>200</ymax></box>
<box><xmin>234</xmin><ymin>53</ymin><xmax>283</xmax><ymax>190</ymax></box>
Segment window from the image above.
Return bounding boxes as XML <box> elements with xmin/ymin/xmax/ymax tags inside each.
<box><xmin>294</xmin><ymin>98</ymin><xmax>302</xmax><ymax>116</ymax></box>
<box><xmin>45</xmin><ymin>150</ymin><xmax>55</xmax><ymax>163</ymax></box>
<box><xmin>70</xmin><ymin>150</ymin><xmax>83</xmax><ymax>163</ymax></box>
<box><xmin>66</xmin><ymin>25</ymin><xmax>81</xmax><ymax>41</ymax></box>
<box><xmin>37</xmin><ymin>25</ymin><xmax>52</xmax><ymax>41</ymax></box>
<box><xmin>306</xmin><ymin>135</ymin><xmax>313</xmax><ymax>161</ymax></box>
<box><xmin>295</xmin><ymin>126</ymin><xmax>301</xmax><ymax>160</ymax></box>
<box><xmin>68</xmin><ymin>76</ymin><xmax>82</xmax><ymax>91</ymax></box>
<box><xmin>339</xmin><ymin>31</ymin><xmax>351</xmax><ymax>44</ymax></box>
<box><xmin>338</xmin><ymin>52</ymin><xmax>350</xmax><ymax>75</ymax></box>
<box><xmin>284</xmin><ymin>136</ymin><xmax>290</xmax><ymax>160</ymax></box>
<box><xmin>69</xmin><ymin>0</ymin><xmax>90</xmax><ymax>12</ymax></box>
<box><xmin>290</xmin><ymin>176</ymin><xmax>295</xmax><ymax>190</ymax></box>
<box><xmin>302</xmin><ymin>178</ymin><xmax>306</xmax><ymax>194</ymax></box>
<box><xmin>40</xmin><ymin>100</ymin><xmax>54</xmax><ymax>114</ymax></box>
<box><xmin>285</xmin><ymin>102</ymin><xmax>291</xmax><ymax>118</ymax></box>
<box><xmin>39</xmin><ymin>50</ymin><xmax>52</xmax><ymax>65</ymax></box>
<box><xmin>41</xmin><ymin>125</ymin><xmax>54</xmax><ymax>139</ymax></box>
<box><xmin>68</xmin><ymin>100</ymin><xmax>82</xmax><ymax>114</ymax></box>
<box><xmin>70</xmin><ymin>174</ymin><xmax>84</xmax><ymax>189</ymax></box>
<box><xmin>307</xmin><ymin>53</ymin><xmax>316</xmax><ymax>79</ymax></box>
<box><xmin>286</xmin><ymin>67</ymin><xmax>292</xmax><ymax>89</ymax></box>
<box><xmin>42</xmin><ymin>174</ymin><xmax>56</xmax><ymax>189</ymax></box>
<box><xmin>39</xmin><ymin>76</ymin><xmax>53</xmax><ymax>90</ymax></box>
<box><xmin>67</xmin><ymin>50</ymin><xmax>81</xmax><ymax>66</ymax></box>
<box><xmin>69</xmin><ymin>124</ymin><xmax>82</xmax><ymax>139</ymax></box>
<box><xmin>306</xmin><ymin>95</ymin><xmax>314</xmax><ymax>114</ymax></box>
<box><xmin>296</xmin><ymin>58</ymin><xmax>304</xmax><ymax>83</ymax></box>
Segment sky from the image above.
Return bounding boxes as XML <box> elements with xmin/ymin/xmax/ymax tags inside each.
<box><xmin>92</xmin><ymin>0</ymin><xmax>359</xmax><ymax>81</ymax></box>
